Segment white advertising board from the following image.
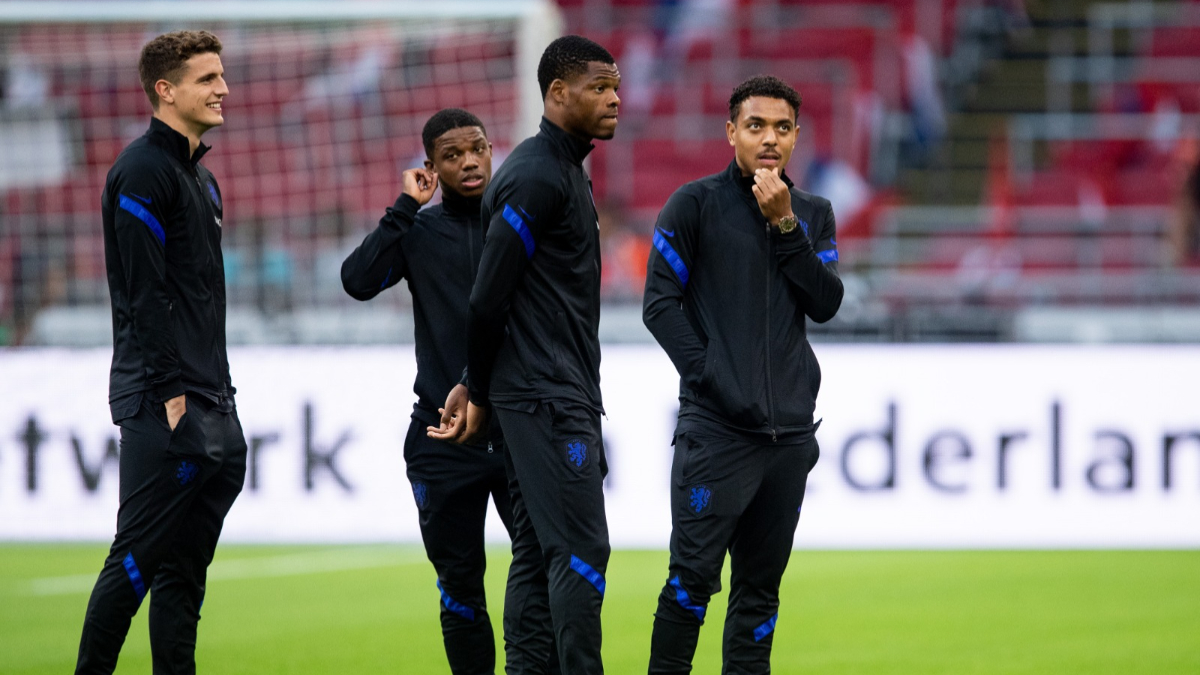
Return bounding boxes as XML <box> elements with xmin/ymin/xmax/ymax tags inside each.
<box><xmin>1</xmin><ymin>345</ymin><xmax>1197</xmax><ymax>547</ymax></box>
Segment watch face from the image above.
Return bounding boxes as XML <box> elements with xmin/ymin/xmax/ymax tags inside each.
<box><xmin>779</xmin><ymin>217</ymin><xmax>797</xmax><ymax>233</ymax></box>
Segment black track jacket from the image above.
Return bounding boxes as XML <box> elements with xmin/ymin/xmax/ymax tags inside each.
<box><xmin>467</xmin><ymin>118</ymin><xmax>602</xmax><ymax>412</ymax></box>
<box><xmin>643</xmin><ymin>160</ymin><xmax>843</xmax><ymax>442</ymax></box>
<box><xmin>341</xmin><ymin>189</ymin><xmax>484</xmax><ymax>430</ymax></box>
<box><xmin>102</xmin><ymin>118</ymin><xmax>230</xmax><ymax>423</ymax></box>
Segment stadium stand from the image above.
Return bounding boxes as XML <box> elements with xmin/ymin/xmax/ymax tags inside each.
<box><xmin>2</xmin><ymin>0</ymin><xmax>1199</xmax><ymax>345</ymax></box>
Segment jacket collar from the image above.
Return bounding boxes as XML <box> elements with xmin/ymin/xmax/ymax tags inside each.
<box><xmin>538</xmin><ymin>117</ymin><xmax>594</xmax><ymax>165</ymax></box>
<box><xmin>726</xmin><ymin>159</ymin><xmax>794</xmax><ymax>196</ymax></box>
<box><xmin>440</xmin><ymin>186</ymin><xmax>483</xmax><ymax>220</ymax></box>
<box><xmin>147</xmin><ymin>117</ymin><xmax>210</xmax><ymax>166</ymax></box>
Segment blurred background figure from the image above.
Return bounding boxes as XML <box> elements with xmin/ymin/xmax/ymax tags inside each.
<box><xmin>1168</xmin><ymin>137</ymin><xmax>1200</xmax><ymax>267</ymax></box>
<box><xmin>4</xmin><ymin>0</ymin><xmax>1200</xmax><ymax>346</ymax></box>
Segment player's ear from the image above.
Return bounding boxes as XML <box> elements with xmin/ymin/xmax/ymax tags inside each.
<box><xmin>549</xmin><ymin>78</ymin><xmax>568</xmax><ymax>107</ymax></box>
<box><xmin>424</xmin><ymin>159</ymin><xmax>434</xmax><ymax>172</ymax></box>
<box><xmin>726</xmin><ymin>119</ymin><xmax>736</xmax><ymax>146</ymax></box>
<box><xmin>155</xmin><ymin>79</ymin><xmax>175</xmax><ymax>106</ymax></box>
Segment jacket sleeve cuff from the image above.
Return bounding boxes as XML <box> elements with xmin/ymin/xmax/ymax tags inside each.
<box><xmin>393</xmin><ymin>193</ymin><xmax>421</xmax><ymax>218</ymax></box>
<box><xmin>466</xmin><ymin>372</ymin><xmax>489</xmax><ymax>407</ymax></box>
<box><xmin>154</xmin><ymin>377</ymin><xmax>186</xmax><ymax>402</ymax></box>
<box><xmin>772</xmin><ymin>226</ymin><xmax>814</xmax><ymax>254</ymax></box>
<box><xmin>383</xmin><ymin>193</ymin><xmax>421</xmax><ymax>232</ymax></box>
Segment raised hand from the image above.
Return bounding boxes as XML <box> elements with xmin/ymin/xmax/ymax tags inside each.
<box><xmin>751</xmin><ymin>167</ymin><xmax>793</xmax><ymax>227</ymax></box>
<box><xmin>402</xmin><ymin>168</ymin><xmax>439</xmax><ymax>206</ymax></box>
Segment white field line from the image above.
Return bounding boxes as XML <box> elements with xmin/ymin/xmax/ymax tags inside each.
<box><xmin>21</xmin><ymin>548</ymin><xmax>428</xmax><ymax>597</ymax></box>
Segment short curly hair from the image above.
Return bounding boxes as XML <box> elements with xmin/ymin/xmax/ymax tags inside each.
<box><xmin>537</xmin><ymin>35</ymin><xmax>615</xmax><ymax>98</ymax></box>
<box><xmin>729</xmin><ymin>75</ymin><xmax>802</xmax><ymax>123</ymax></box>
<box><xmin>422</xmin><ymin>108</ymin><xmax>488</xmax><ymax>158</ymax></box>
<box><xmin>139</xmin><ymin>30</ymin><xmax>223</xmax><ymax>110</ymax></box>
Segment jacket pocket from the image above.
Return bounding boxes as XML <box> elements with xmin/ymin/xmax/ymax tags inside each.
<box><xmin>550</xmin><ymin>311</ymin><xmax>568</xmax><ymax>380</ymax></box>
<box><xmin>698</xmin><ymin>347</ymin><xmax>718</xmax><ymax>394</ymax></box>
<box><xmin>696</xmin><ymin>345</ymin><xmax>759</xmax><ymax>425</ymax></box>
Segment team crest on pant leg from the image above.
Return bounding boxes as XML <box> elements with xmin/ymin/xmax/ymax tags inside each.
<box><xmin>175</xmin><ymin>460</ymin><xmax>199</xmax><ymax>487</ymax></box>
<box><xmin>566</xmin><ymin>439</ymin><xmax>587</xmax><ymax>468</ymax></box>
<box><xmin>412</xmin><ymin>482</ymin><xmax>428</xmax><ymax>509</ymax></box>
<box><xmin>690</xmin><ymin>485</ymin><xmax>712</xmax><ymax>514</ymax></box>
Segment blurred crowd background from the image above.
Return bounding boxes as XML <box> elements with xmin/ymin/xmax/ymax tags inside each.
<box><xmin>2</xmin><ymin>0</ymin><xmax>1199</xmax><ymax>346</ymax></box>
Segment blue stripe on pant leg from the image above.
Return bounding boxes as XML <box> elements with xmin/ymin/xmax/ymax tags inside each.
<box><xmin>437</xmin><ymin>580</ymin><xmax>476</xmax><ymax>621</ymax></box>
<box><xmin>569</xmin><ymin>555</ymin><xmax>606</xmax><ymax>596</ymax></box>
<box><xmin>122</xmin><ymin>552</ymin><xmax>147</xmax><ymax>602</ymax></box>
<box><xmin>753</xmin><ymin>613</ymin><xmax>778</xmax><ymax>642</ymax></box>
<box><xmin>669</xmin><ymin>575</ymin><xmax>706</xmax><ymax>621</ymax></box>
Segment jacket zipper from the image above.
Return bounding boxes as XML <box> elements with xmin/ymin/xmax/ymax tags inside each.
<box><xmin>467</xmin><ymin>213</ymin><xmax>477</xmax><ymax>282</ymax></box>
<box><xmin>193</xmin><ymin>164</ymin><xmax>227</xmax><ymax>395</ymax></box>
<box><xmin>764</xmin><ymin>221</ymin><xmax>777</xmax><ymax>441</ymax></box>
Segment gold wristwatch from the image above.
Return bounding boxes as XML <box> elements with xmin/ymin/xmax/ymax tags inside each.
<box><xmin>776</xmin><ymin>215</ymin><xmax>798</xmax><ymax>234</ymax></box>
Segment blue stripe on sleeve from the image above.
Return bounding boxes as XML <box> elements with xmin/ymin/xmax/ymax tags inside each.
<box><xmin>437</xmin><ymin>580</ymin><xmax>476</xmax><ymax>621</ymax></box>
<box><xmin>118</xmin><ymin>195</ymin><xmax>166</xmax><ymax>246</ymax></box>
<box><xmin>817</xmin><ymin>249</ymin><xmax>839</xmax><ymax>263</ymax></box>
<box><xmin>122</xmin><ymin>552</ymin><xmax>147</xmax><ymax>602</ymax></box>
<box><xmin>653</xmin><ymin>228</ymin><xmax>689</xmax><ymax>288</ymax></box>
<box><xmin>669</xmin><ymin>576</ymin><xmax>706</xmax><ymax>621</ymax></box>
<box><xmin>569</xmin><ymin>555</ymin><xmax>606</xmax><ymax>596</ymax></box>
<box><xmin>502</xmin><ymin>204</ymin><xmax>536</xmax><ymax>259</ymax></box>
<box><xmin>753</xmin><ymin>613</ymin><xmax>778</xmax><ymax>642</ymax></box>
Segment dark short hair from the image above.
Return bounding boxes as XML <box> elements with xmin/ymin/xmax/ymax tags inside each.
<box><xmin>537</xmin><ymin>35</ymin><xmax>615</xmax><ymax>98</ymax></box>
<box><xmin>729</xmin><ymin>75</ymin><xmax>802</xmax><ymax>123</ymax></box>
<box><xmin>422</xmin><ymin>108</ymin><xmax>487</xmax><ymax>158</ymax></box>
<box><xmin>139</xmin><ymin>30</ymin><xmax>223</xmax><ymax>110</ymax></box>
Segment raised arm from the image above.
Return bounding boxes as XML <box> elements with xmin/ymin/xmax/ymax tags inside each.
<box><xmin>340</xmin><ymin>168</ymin><xmax>438</xmax><ymax>300</ymax></box>
<box><xmin>772</xmin><ymin>198</ymin><xmax>843</xmax><ymax>323</ymax></box>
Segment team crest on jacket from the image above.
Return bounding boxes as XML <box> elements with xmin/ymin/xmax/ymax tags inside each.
<box><xmin>176</xmin><ymin>460</ymin><xmax>199</xmax><ymax>487</ymax></box>
<box><xmin>412</xmin><ymin>482</ymin><xmax>429</xmax><ymax>509</ymax></box>
<box><xmin>566</xmin><ymin>439</ymin><xmax>587</xmax><ymax>468</ymax></box>
<box><xmin>690</xmin><ymin>485</ymin><xmax>712</xmax><ymax>514</ymax></box>
<box><xmin>207</xmin><ymin>181</ymin><xmax>221</xmax><ymax>208</ymax></box>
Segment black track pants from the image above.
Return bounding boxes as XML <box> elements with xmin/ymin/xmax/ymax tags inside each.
<box><xmin>404</xmin><ymin>418</ymin><xmax>516</xmax><ymax>675</ymax></box>
<box><xmin>647</xmin><ymin>431</ymin><xmax>819</xmax><ymax>675</ymax></box>
<box><xmin>76</xmin><ymin>394</ymin><xmax>247</xmax><ymax>675</ymax></box>
<box><xmin>496</xmin><ymin>401</ymin><xmax>609</xmax><ymax>675</ymax></box>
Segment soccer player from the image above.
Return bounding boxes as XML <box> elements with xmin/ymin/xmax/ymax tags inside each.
<box><xmin>78</xmin><ymin>31</ymin><xmax>245</xmax><ymax>675</ymax></box>
<box><xmin>431</xmin><ymin>35</ymin><xmax>620</xmax><ymax>675</ymax></box>
<box><xmin>641</xmin><ymin>75</ymin><xmax>844</xmax><ymax>674</ymax></box>
<box><xmin>341</xmin><ymin>108</ymin><xmax>530</xmax><ymax>675</ymax></box>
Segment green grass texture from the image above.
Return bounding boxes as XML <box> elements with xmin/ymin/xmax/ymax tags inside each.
<box><xmin>2</xmin><ymin>546</ymin><xmax>1197</xmax><ymax>674</ymax></box>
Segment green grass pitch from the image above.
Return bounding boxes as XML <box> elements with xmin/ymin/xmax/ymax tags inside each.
<box><xmin>1</xmin><ymin>546</ymin><xmax>1197</xmax><ymax>674</ymax></box>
